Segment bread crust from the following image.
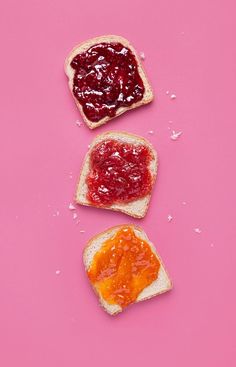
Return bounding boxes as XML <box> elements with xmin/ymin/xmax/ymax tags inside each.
<box><xmin>75</xmin><ymin>131</ymin><xmax>158</xmax><ymax>218</ymax></box>
<box><xmin>83</xmin><ymin>224</ymin><xmax>172</xmax><ymax>315</ymax></box>
<box><xmin>64</xmin><ymin>35</ymin><xmax>154</xmax><ymax>129</ymax></box>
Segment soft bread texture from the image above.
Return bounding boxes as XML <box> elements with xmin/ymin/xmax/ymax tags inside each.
<box><xmin>83</xmin><ymin>225</ymin><xmax>172</xmax><ymax>315</ymax></box>
<box><xmin>76</xmin><ymin>131</ymin><xmax>158</xmax><ymax>218</ymax></box>
<box><xmin>64</xmin><ymin>35</ymin><xmax>154</xmax><ymax>129</ymax></box>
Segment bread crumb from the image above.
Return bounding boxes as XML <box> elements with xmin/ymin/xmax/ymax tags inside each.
<box><xmin>210</xmin><ymin>243</ymin><xmax>214</xmax><ymax>247</ymax></box>
<box><xmin>69</xmin><ymin>203</ymin><xmax>76</xmax><ymax>210</ymax></box>
<box><xmin>53</xmin><ymin>210</ymin><xmax>60</xmax><ymax>217</ymax></box>
<box><xmin>88</xmin><ymin>144</ymin><xmax>91</xmax><ymax>149</ymax></box>
<box><xmin>73</xmin><ymin>212</ymin><xmax>78</xmax><ymax>220</ymax></box>
<box><xmin>169</xmin><ymin>120</ymin><xmax>173</xmax><ymax>124</ymax></box>
<box><xmin>166</xmin><ymin>91</ymin><xmax>170</xmax><ymax>95</ymax></box>
<box><xmin>171</xmin><ymin>131</ymin><xmax>182</xmax><ymax>140</ymax></box>
<box><xmin>140</xmin><ymin>51</ymin><xmax>145</xmax><ymax>60</ymax></box>
<box><xmin>182</xmin><ymin>201</ymin><xmax>187</xmax><ymax>205</ymax></box>
<box><xmin>148</xmin><ymin>130</ymin><xmax>154</xmax><ymax>135</ymax></box>
<box><xmin>167</xmin><ymin>215</ymin><xmax>173</xmax><ymax>222</ymax></box>
<box><xmin>55</xmin><ymin>270</ymin><xmax>61</xmax><ymax>275</ymax></box>
<box><xmin>69</xmin><ymin>172</ymin><xmax>73</xmax><ymax>179</ymax></box>
<box><xmin>194</xmin><ymin>228</ymin><xmax>201</xmax><ymax>233</ymax></box>
<box><xmin>75</xmin><ymin>120</ymin><xmax>83</xmax><ymax>127</ymax></box>
<box><xmin>80</xmin><ymin>230</ymin><xmax>85</xmax><ymax>233</ymax></box>
<box><xmin>170</xmin><ymin>94</ymin><xmax>176</xmax><ymax>100</ymax></box>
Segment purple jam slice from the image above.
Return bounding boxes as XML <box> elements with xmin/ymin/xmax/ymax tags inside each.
<box><xmin>70</xmin><ymin>42</ymin><xmax>145</xmax><ymax>122</ymax></box>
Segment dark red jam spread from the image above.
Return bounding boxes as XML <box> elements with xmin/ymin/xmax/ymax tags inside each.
<box><xmin>86</xmin><ymin>139</ymin><xmax>153</xmax><ymax>205</ymax></box>
<box><xmin>70</xmin><ymin>42</ymin><xmax>145</xmax><ymax>122</ymax></box>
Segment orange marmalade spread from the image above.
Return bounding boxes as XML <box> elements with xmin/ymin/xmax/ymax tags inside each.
<box><xmin>87</xmin><ymin>226</ymin><xmax>160</xmax><ymax>308</ymax></box>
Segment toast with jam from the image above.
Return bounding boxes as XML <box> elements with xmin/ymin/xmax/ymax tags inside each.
<box><xmin>83</xmin><ymin>224</ymin><xmax>172</xmax><ymax>315</ymax></box>
<box><xmin>75</xmin><ymin>131</ymin><xmax>158</xmax><ymax>218</ymax></box>
<box><xmin>65</xmin><ymin>35</ymin><xmax>153</xmax><ymax>129</ymax></box>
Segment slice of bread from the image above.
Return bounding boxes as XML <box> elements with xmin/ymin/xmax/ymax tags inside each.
<box><xmin>64</xmin><ymin>35</ymin><xmax>154</xmax><ymax>129</ymax></box>
<box><xmin>83</xmin><ymin>224</ymin><xmax>172</xmax><ymax>315</ymax></box>
<box><xmin>76</xmin><ymin>131</ymin><xmax>158</xmax><ymax>218</ymax></box>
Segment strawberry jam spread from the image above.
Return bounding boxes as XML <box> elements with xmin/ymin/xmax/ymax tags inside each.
<box><xmin>86</xmin><ymin>139</ymin><xmax>153</xmax><ymax>206</ymax></box>
<box><xmin>88</xmin><ymin>226</ymin><xmax>160</xmax><ymax>308</ymax></box>
<box><xmin>70</xmin><ymin>42</ymin><xmax>145</xmax><ymax>122</ymax></box>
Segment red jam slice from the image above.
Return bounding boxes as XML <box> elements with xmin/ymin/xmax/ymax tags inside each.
<box><xmin>86</xmin><ymin>139</ymin><xmax>153</xmax><ymax>205</ymax></box>
<box><xmin>70</xmin><ymin>42</ymin><xmax>145</xmax><ymax>122</ymax></box>
<box><xmin>88</xmin><ymin>226</ymin><xmax>160</xmax><ymax>308</ymax></box>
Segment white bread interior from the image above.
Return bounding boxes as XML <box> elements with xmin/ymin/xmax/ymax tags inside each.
<box><xmin>76</xmin><ymin>131</ymin><xmax>158</xmax><ymax>219</ymax></box>
<box><xmin>64</xmin><ymin>35</ymin><xmax>154</xmax><ymax>129</ymax></box>
<box><xmin>83</xmin><ymin>224</ymin><xmax>172</xmax><ymax>315</ymax></box>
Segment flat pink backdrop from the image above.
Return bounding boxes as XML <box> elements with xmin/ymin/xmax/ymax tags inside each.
<box><xmin>0</xmin><ymin>0</ymin><xmax>235</xmax><ymax>366</ymax></box>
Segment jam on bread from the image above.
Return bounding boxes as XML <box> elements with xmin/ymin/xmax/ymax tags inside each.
<box><xmin>86</xmin><ymin>139</ymin><xmax>153</xmax><ymax>206</ymax></box>
<box><xmin>87</xmin><ymin>226</ymin><xmax>160</xmax><ymax>308</ymax></box>
<box><xmin>70</xmin><ymin>42</ymin><xmax>145</xmax><ymax>122</ymax></box>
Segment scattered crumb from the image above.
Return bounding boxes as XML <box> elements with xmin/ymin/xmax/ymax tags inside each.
<box><xmin>73</xmin><ymin>212</ymin><xmax>78</xmax><ymax>220</ymax></box>
<box><xmin>15</xmin><ymin>215</ymin><xmax>18</xmax><ymax>220</ymax></box>
<box><xmin>69</xmin><ymin>203</ymin><xmax>76</xmax><ymax>210</ymax></box>
<box><xmin>167</xmin><ymin>127</ymin><xmax>171</xmax><ymax>130</ymax></box>
<box><xmin>170</xmin><ymin>130</ymin><xmax>182</xmax><ymax>141</ymax></box>
<box><xmin>169</xmin><ymin>120</ymin><xmax>173</xmax><ymax>124</ymax></box>
<box><xmin>181</xmin><ymin>31</ymin><xmax>185</xmax><ymax>35</ymax></box>
<box><xmin>194</xmin><ymin>228</ymin><xmax>202</xmax><ymax>234</ymax></box>
<box><xmin>75</xmin><ymin>120</ymin><xmax>83</xmax><ymax>127</ymax></box>
<box><xmin>182</xmin><ymin>201</ymin><xmax>187</xmax><ymax>205</ymax></box>
<box><xmin>167</xmin><ymin>215</ymin><xmax>173</xmax><ymax>222</ymax></box>
<box><xmin>210</xmin><ymin>243</ymin><xmax>214</xmax><ymax>247</ymax></box>
<box><xmin>170</xmin><ymin>94</ymin><xmax>177</xmax><ymax>100</ymax></box>
<box><xmin>55</xmin><ymin>270</ymin><xmax>61</xmax><ymax>275</ymax></box>
<box><xmin>69</xmin><ymin>172</ymin><xmax>73</xmax><ymax>179</ymax></box>
<box><xmin>88</xmin><ymin>144</ymin><xmax>91</xmax><ymax>149</ymax></box>
<box><xmin>140</xmin><ymin>51</ymin><xmax>145</xmax><ymax>60</ymax></box>
<box><xmin>76</xmin><ymin>220</ymin><xmax>81</xmax><ymax>225</ymax></box>
<box><xmin>166</xmin><ymin>90</ymin><xmax>170</xmax><ymax>95</ymax></box>
<box><xmin>148</xmin><ymin>130</ymin><xmax>154</xmax><ymax>135</ymax></box>
<box><xmin>80</xmin><ymin>230</ymin><xmax>85</xmax><ymax>233</ymax></box>
<box><xmin>53</xmin><ymin>210</ymin><xmax>60</xmax><ymax>217</ymax></box>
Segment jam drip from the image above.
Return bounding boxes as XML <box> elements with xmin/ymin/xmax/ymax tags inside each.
<box><xmin>86</xmin><ymin>139</ymin><xmax>153</xmax><ymax>205</ymax></box>
<box><xmin>70</xmin><ymin>42</ymin><xmax>145</xmax><ymax>122</ymax></box>
<box><xmin>88</xmin><ymin>226</ymin><xmax>160</xmax><ymax>308</ymax></box>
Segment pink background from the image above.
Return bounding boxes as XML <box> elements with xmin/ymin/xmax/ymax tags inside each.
<box><xmin>0</xmin><ymin>0</ymin><xmax>236</xmax><ymax>366</ymax></box>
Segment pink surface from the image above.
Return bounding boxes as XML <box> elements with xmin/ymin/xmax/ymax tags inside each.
<box><xmin>0</xmin><ymin>0</ymin><xmax>236</xmax><ymax>366</ymax></box>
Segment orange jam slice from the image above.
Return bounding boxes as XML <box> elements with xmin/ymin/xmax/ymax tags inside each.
<box><xmin>87</xmin><ymin>226</ymin><xmax>160</xmax><ymax>308</ymax></box>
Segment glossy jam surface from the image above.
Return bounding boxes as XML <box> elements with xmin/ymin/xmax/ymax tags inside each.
<box><xmin>86</xmin><ymin>139</ymin><xmax>153</xmax><ymax>205</ymax></box>
<box><xmin>88</xmin><ymin>226</ymin><xmax>160</xmax><ymax>308</ymax></box>
<box><xmin>70</xmin><ymin>42</ymin><xmax>145</xmax><ymax>122</ymax></box>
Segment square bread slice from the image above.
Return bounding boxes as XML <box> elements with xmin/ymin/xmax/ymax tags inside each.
<box><xmin>76</xmin><ymin>131</ymin><xmax>158</xmax><ymax>218</ymax></box>
<box><xmin>64</xmin><ymin>35</ymin><xmax>154</xmax><ymax>129</ymax></box>
<box><xmin>83</xmin><ymin>224</ymin><xmax>172</xmax><ymax>315</ymax></box>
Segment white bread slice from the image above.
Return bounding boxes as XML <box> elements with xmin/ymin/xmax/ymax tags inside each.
<box><xmin>76</xmin><ymin>131</ymin><xmax>158</xmax><ymax>218</ymax></box>
<box><xmin>64</xmin><ymin>35</ymin><xmax>154</xmax><ymax>129</ymax></box>
<box><xmin>83</xmin><ymin>224</ymin><xmax>172</xmax><ymax>315</ymax></box>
